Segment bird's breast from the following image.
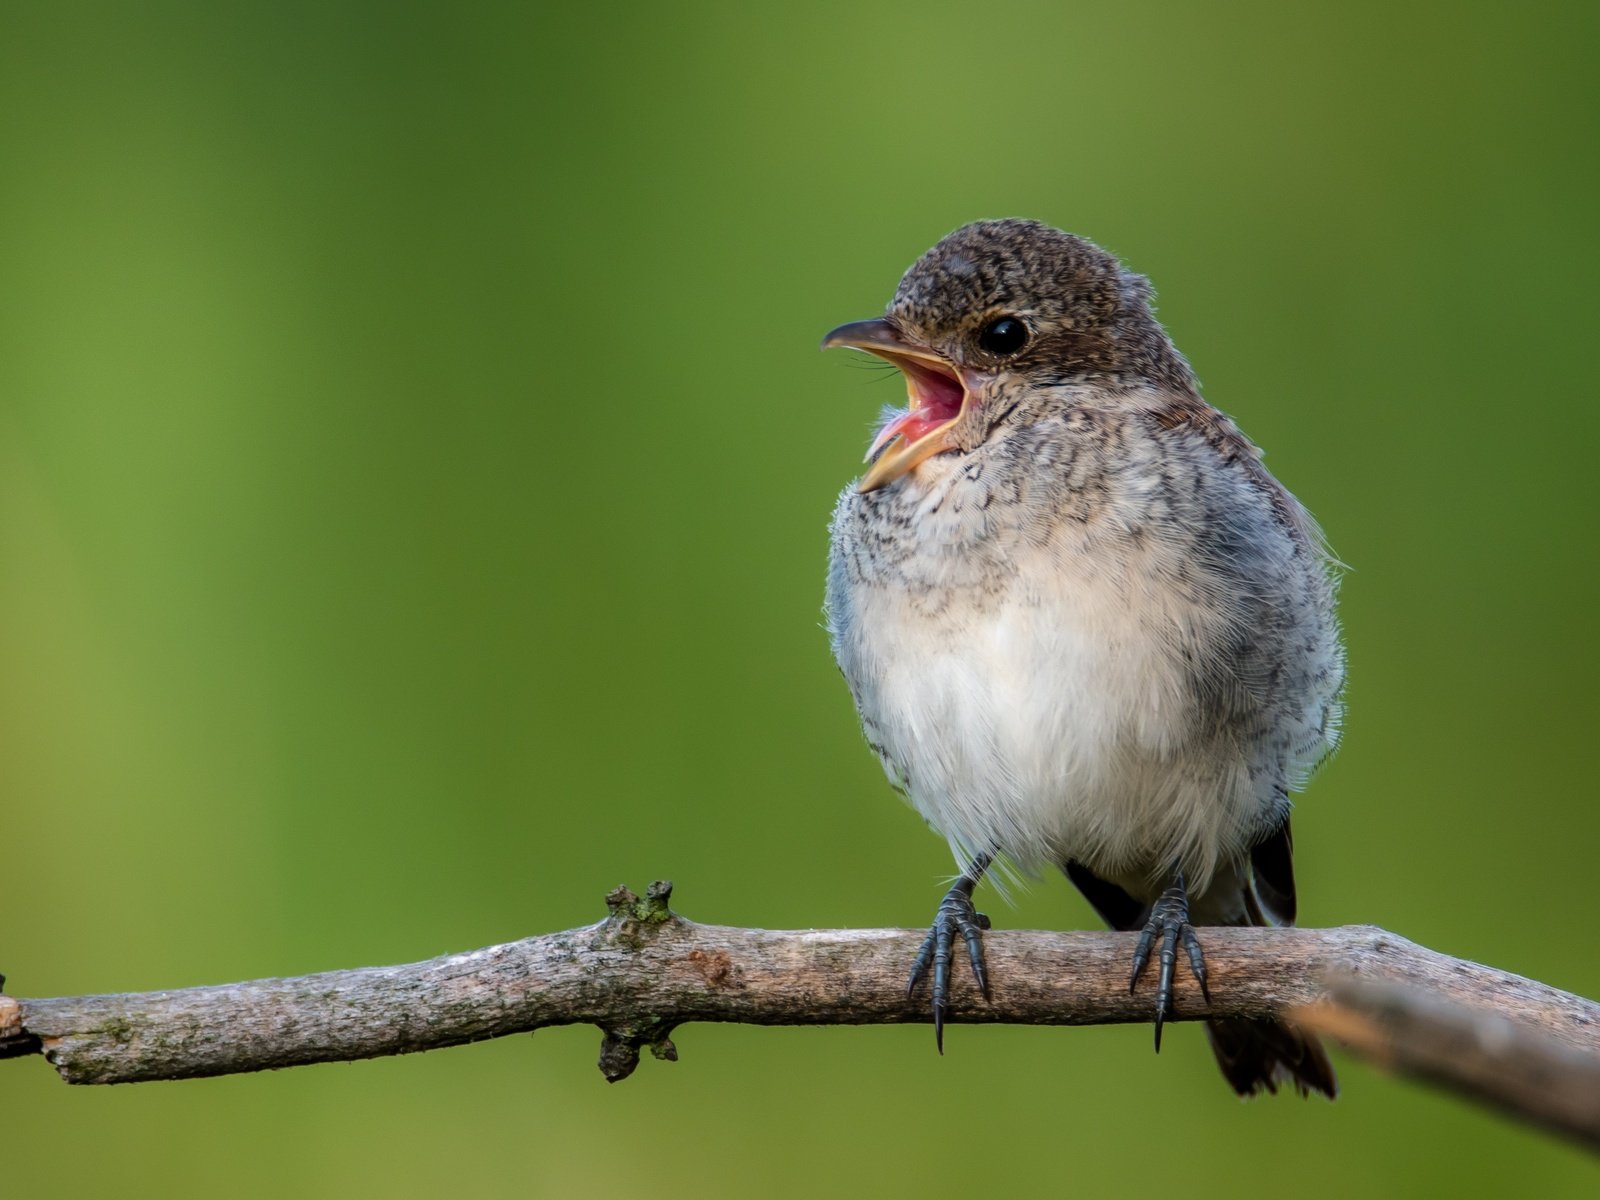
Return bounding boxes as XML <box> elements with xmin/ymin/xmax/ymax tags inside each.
<box><xmin>829</xmin><ymin>489</ymin><xmax>1250</xmax><ymax>885</ymax></box>
<box><xmin>824</xmin><ymin>406</ymin><xmax>1341</xmax><ymax>892</ymax></box>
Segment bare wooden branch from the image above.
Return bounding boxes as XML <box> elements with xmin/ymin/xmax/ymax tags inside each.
<box><xmin>1294</xmin><ymin>981</ymin><xmax>1600</xmax><ymax>1150</ymax></box>
<box><xmin>3</xmin><ymin>882</ymin><xmax>1597</xmax><ymax>1150</ymax></box>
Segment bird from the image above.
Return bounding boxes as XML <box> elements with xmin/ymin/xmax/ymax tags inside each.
<box><xmin>821</xmin><ymin>218</ymin><xmax>1342</xmax><ymax>1098</ymax></box>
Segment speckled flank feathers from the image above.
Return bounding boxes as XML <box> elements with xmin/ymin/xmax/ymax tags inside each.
<box><xmin>824</xmin><ymin>219</ymin><xmax>1343</xmax><ymax>1097</ymax></box>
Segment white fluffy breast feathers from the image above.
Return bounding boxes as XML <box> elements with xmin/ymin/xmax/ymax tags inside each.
<box><xmin>825</xmin><ymin>411</ymin><xmax>1341</xmax><ymax>893</ymax></box>
<box><xmin>831</xmin><ymin>525</ymin><xmax>1275</xmax><ymax>891</ymax></box>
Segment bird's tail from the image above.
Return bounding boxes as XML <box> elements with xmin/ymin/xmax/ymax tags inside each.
<box><xmin>1204</xmin><ymin>1017</ymin><xmax>1337</xmax><ymax>1098</ymax></box>
<box><xmin>1204</xmin><ymin>827</ymin><xmax>1337</xmax><ymax>1099</ymax></box>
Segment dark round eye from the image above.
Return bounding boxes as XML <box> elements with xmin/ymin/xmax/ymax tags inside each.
<box><xmin>978</xmin><ymin>316</ymin><xmax>1028</xmax><ymax>356</ymax></box>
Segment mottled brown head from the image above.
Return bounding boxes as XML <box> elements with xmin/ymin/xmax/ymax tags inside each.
<box><xmin>824</xmin><ymin>219</ymin><xmax>1197</xmax><ymax>491</ymax></box>
<box><xmin>889</xmin><ymin>219</ymin><xmax>1193</xmax><ymax>391</ymax></box>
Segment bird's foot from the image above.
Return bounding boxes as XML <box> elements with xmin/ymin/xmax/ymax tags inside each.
<box><xmin>1129</xmin><ymin>869</ymin><xmax>1210</xmax><ymax>1051</ymax></box>
<box><xmin>907</xmin><ymin>870</ymin><xmax>992</xmax><ymax>1053</ymax></box>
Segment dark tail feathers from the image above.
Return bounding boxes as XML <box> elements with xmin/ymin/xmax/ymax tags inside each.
<box><xmin>1202</xmin><ymin>818</ymin><xmax>1336</xmax><ymax>1098</ymax></box>
<box><xmin>1205</xmin><ymin>1017</ymin><xmax>1338</xmax><ymax>1099</ymax></box>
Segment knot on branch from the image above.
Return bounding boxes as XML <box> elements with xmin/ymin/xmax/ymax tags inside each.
<box><xmin>602</xmin><ymin>880</ymin><xmax>679</xmax><ymax>949</ymax></box>
<box><xmin>593</xmin><ymin>881</ymin><xmax>684</xmax><ymax>1081</ymax></box>
<box><xmin>597</xmin><ymin>1022</ymin><xmax>679</xmax><ymax>1083</ymax></box>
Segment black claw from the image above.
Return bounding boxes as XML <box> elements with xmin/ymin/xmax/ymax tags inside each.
<box><xmin>1129</xmin><ymin>868</ymin><xmax>1210</xmax><ymax>1051</ymax></box>
<box><xmin>907</xmin><ymin>855</ymin><xmax>993</xmax><ymax>1052</ymax></box>
<box><xmin>1182</xmin><ymin>925</ymin><xmax>1210</xmax><ymax>1003</ymax></box>
<box><xmin>1129</xmin><ymin>925</ymin><xmax>1156</xmax><ymax>993</ymax></box>
<box><xmin>962</xmin><ymin>918</ymin><xmax>990</xmax><ymax>999</ymax></box>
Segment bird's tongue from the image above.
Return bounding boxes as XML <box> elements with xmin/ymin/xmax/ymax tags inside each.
<box><xmin>866</xmin><ymin>359</ymin><xmax>965</xmax><ymax>461</ymax></box>
<box><xmin>865</xmin><ymin>409</ymin><xmax>944</xmax><ymax>460</ymax></box>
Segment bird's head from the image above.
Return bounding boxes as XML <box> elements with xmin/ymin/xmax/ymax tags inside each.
<box><xmin>823</xmin><ymin>219</ymin><xmax>1195</xmax><ymax>492</ymax></box>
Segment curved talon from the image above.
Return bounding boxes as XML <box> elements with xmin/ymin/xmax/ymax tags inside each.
<box><xmin>907</xmin><ymin>858</ymin><xmax>993</xmax><ymax>1053</ymax></box>
<box><xmin>1128</xmin><ymin>868</ymin><xmax>1209</xmax><ymax>1052</ymax></box>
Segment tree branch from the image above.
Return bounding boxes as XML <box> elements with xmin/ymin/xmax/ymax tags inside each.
<box><xmin>3</xmin><ymin>882</ymin><xmax>1597</xmax><ymax>1149</ymax></box>
<box><xmin>1294</xmin><ymin>980</ymin><xmax>1600</xmax><ymax>1150</ymax></box>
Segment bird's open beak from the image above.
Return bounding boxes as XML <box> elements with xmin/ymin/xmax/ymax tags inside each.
<box><xmin>821</xmin><ymin>318</ymin><xmax>972</xmax><ymax>493</ymax></box>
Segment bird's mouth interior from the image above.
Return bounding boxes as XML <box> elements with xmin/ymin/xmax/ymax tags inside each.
<box><xmin>821</xmin><ymin>317</ymin><xmax>973</xmax><ymax>491</ymax></box>
<box><xmin>867</xmin><ymin>355</ymin><xmax>967</xmax><ymax>461</ymax></box>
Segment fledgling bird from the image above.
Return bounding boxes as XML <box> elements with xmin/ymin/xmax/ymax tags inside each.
<box><xmin>822</xmin><ymin>219</ymin><xmax>1342</xmax><ymax>1097</ymax></box>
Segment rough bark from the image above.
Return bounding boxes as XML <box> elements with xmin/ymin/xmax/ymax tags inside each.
<box><xmin>3</xmin><ymin>883</ymin><xmax>1596</xmax><ymax>1149</ymax></box>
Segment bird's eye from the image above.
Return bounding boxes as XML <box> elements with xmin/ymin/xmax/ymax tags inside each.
<box><xmin>978</xmin><ymin>316</ymin><xmax>1028</xmax><ymax>356</ymax></box>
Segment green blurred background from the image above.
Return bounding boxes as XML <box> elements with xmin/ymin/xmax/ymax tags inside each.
<box><xmin>3</xmin><ymin>1</ymin><xmax>1597</xmax><ymax>1194</ymax></box>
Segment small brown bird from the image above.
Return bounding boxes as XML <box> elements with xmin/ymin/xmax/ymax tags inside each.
<box><xmin>822</xmin><ymin>219</ymin><xmax>1341</xmax><ymax>1097</ymax></box>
